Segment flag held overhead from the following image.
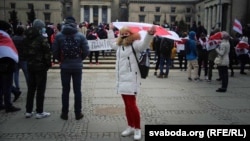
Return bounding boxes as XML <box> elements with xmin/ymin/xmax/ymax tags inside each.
<box><xmin>112</xmin><ymin>22</ymin><xmax>170</xmax><ymax>36</ymax></box>
<box><xmin>233</xmin><ymin>19</ymin><xmax>242</xmax><ymax>34</ymax></box>
<box><xmin>112</xmin><ymin>22</ymin><xmax>182</xmax><ymax>41</ymax></box>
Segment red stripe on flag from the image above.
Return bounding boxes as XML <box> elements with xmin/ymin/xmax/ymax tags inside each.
<box><xmin>233</xmin><ymin>22</ymin><xmax>242</xmax><ymax>30</ymax></box>
<box><xmin>233</xmin><ymin>19</ymin><xmax>242</xmax><ymax>34</ymax></box>
<box><xmin>0</xmin><ymin>32</ymin><xmax>18</xmax><ymax>54</ymax></box>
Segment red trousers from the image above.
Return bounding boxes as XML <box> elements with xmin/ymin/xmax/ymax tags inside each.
<box><xmin>122</xmin><ymin>95</ymin><xmax>141</xmax><ymax>129</ymax></box>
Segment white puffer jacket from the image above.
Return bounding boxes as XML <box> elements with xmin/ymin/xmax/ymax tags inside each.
<box><xmin>111</xmin><ymin>33</ymin><xmax>153</xmax><ymax>95</ymax></box>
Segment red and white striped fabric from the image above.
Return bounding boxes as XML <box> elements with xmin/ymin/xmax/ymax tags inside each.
<box><xmin>112</xmin><ymin>22</ymin><xmax>171</xmax><ymax>36</ymax></box>
<box><xmin>235</xmin><ymin>39</ymin><xmax>249</xmax><ymax>56</ymax></box>
<box><xmin>175</xmin><ymin>37</ymin><xmax>188</xmax><ymax>52</ymax></box>
<box><xmin>236</xmin><ymin>41</ymin><xmax>249</xmax><ymax>49</ymax></box>
<box><xmin>207</xmin><ymin>32</ymin><xmax>222</xmax><ymax>51</ymax></box>
<box><xmin>233</xmin><ymin>19</ymin><xmax>242</xmax><ymax>35</ymax></box>
<box><xmin>0</xmin><ymin>30</ymin><xmax>18</xmax><ymax>63</ymax></box>
<box><xmin>209</xmin><ymin>32</ymin><xmax>222</xmax><ymax>40</ymax></box>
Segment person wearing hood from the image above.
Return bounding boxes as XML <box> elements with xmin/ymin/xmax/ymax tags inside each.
<box><xmin>185</xmin><ymin>31</ymin><xmax>200</xmax><ymax>81</ymax></box>
<box><xmin>52</xmin><ymin>16</ymin><xmax>89</xmax><ymax>120</ymax></box>
<box><xmin>23</xmin><ymin>19</ymin><xmax>52</xmax><ymax>119</ymax></box>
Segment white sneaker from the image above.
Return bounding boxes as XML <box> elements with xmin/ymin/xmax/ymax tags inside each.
<box><xmin>121</xmin><ymin>126</ymin><xmax>134</xmax><ymax>136</ymax></box>
<box><xmin>25</xmin><ymin>112</ymin><xmax>35</xmax><ymax>118</ymax></box>
<box><xmin>134</xmin><ymin>129</ymin><xmax>142</xmax><ymax>140</ymax></box>
<box><xmin>35</xmin><ymin>112</ymin><xmax>51</xmax><ymax>119</ymax></box>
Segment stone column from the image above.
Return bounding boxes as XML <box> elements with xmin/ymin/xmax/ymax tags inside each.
<box><xmin>98</xmin><ymin>6</ymin><xmax>102</xmax><ymax>24</ymax></box>
<box><xmin>212</xmin><ymin>5</ymin><xmax>217</xmax><ymax>29</ymax></box>
<box><xmin>204</xmin><ymin>8</ymin><xmax>208</xmax><ymax>32</ymax></box>
<box><xmin>72</xmin><ymin>0</ymin><xmax>80</xmax><ymax>23</ymax></box>
<box><xmin>217</xmin><ymin>3</ymin><xmax>222</xmax><ymax>30</ymax></box>
<box><xmin>90</xmin><ymin>6</ymin><xmax>93</xmax><ymax>23</ymax></box>
<box><xmin>80</xmin><ymin>7</ymin><xmax>84</xmax><ymax>23</ymax></box>
<box><xmin>208</xmin><ymin>7</ymin><xmax>212</xmax><ymax>34</ymax></box>
<box><xmin>107</xmin><ymin>7</ymin><xmax>111</xmax><ymax>24</ymax></box>
<box><xmin>226</xmin><ymin>4</ymin><xmax>231</xmax><ymax>32</ymax></box>
<box><xmin>216</xmin><ymin>5</ymin><xmax>221</xmax><ymax>28</ymax></box>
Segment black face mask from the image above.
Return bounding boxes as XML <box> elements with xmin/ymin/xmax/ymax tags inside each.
<box><xmin>121</xmin><ymin>36</ymin><xmax>128</xmax><ymax>39</ymax></box>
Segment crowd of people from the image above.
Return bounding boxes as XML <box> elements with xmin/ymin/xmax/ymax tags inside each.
<box><xmin>151</xmin><ymin>21</ymin><xmax>250</xmax><ymax>93</ymax></box>
<box><xmin>0</xmin><ymin>17</ymin><xmax>250</xmax><ymax>141</ymax></box>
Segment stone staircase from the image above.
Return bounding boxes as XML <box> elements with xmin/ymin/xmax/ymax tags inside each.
<box><xmin>51</xmin><ymin>50</ymin><xmax>243</xmax><ymax>70</ymax></box>
<box><xmin>51</xmin><ymin>50</ymin><xmax>169</xmax><ymax>69</ymax></box>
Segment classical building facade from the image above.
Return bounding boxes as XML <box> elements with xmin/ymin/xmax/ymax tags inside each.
<box><xmin>72</xmin><ymin>0</ymin><xmax>113</xmax><ymax>25</ymax></box>
<box><xmin>196</xmin><ymin>0</ymin><xmax>250</xmax><ymax>34</ymax></box>
<box><xmin>128</xmin><ymin>0</ymin><xmax>199</xmax><ymax>28</ymax></box>
<box><xmin>0</xmin><ymin>0</ymin><xmax>64</xmax><ymax>24</ymax></box>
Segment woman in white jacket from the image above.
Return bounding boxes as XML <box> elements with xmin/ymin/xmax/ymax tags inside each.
<box><xmin>111</xmin><ymin>25</ymin><xmax>156</xmax><ymax>140</ymax></box>
<box><xmin>215</xmin><ymin>31</ymin><xmax>230</xmax><ymax>92</ymax></box>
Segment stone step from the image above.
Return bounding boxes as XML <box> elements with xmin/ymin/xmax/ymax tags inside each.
<box><xmin>51</xmin><ymin>50</ymin><xmax>245</xmax><ymax>69</ymax></box>
<box><xmin>51</xmin><ymin>61</ymin><xmax>243</xmax><ymax>70</ymax></box>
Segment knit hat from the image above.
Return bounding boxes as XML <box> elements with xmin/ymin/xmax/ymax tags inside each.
<box><xmin>65</xmin><ymin>16</ymin><xmax>76</xmax><ymax>24</ymax></box>
<box><xmin>33</xmin><ymin>19</ymin><xmax>45</xmax><ymax>30</ymax></box>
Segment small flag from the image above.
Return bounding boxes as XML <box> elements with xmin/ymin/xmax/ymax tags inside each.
<box><xmin>233</xmin><ymin>19</ymin><xmax>242</xmax><ymax>34</ymax></box>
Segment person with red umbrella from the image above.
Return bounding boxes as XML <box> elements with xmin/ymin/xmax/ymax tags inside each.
<box><xmin>207</xmin><ymin>28</ymin><xmax>221</xmax><ymax>82</ymax></box>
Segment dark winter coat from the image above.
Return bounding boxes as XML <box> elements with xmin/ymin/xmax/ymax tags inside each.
<box><xmin>23</xmin><ymin>27</ymin><xmax>51</xmax><ymax>72</ymax></box>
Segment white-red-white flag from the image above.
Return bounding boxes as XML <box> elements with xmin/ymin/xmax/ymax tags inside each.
<box><xmin>0</xmin><ymin>30</ymin><xmax>18</xmax><ymax>63</ymax></box>
<box><xmin>233</xmin><ymin>19</ymin><xmax>242</xmax><ymax>34</ymax></box>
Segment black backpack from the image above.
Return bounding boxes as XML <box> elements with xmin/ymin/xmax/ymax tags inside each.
<box><xmin>132</xmin><ymin>45</ymin><xmax>150</xmax><ymax>79</ymax></box>
<box><xmin>61</xmin><ymin>35</ymin><xmax>82</xmax><ymax>60</ymax></box>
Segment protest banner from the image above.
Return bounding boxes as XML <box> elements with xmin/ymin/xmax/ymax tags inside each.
<box><xmin>88</xmin><ymin>38</ymin><xmax>116</xmax><ymax>51</ymax></box>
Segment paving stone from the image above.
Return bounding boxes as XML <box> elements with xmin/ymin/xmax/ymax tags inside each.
<box><xmin>0</xmin><ymin>69</ymin><xmax>249</xmax><ymax>141</ymax></box>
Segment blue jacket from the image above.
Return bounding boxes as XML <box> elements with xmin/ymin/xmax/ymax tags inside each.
<box><xmin>185</xmin><ymin>31</ymin><xmax>198</xmax><ymax>60</ymax></box>
<box><xmin>52</xmin><ymin>24</ymin><xmax>89</xmax><ymax>69</ymax></box>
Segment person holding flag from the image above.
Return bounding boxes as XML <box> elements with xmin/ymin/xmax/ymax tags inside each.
<box><xmin>235</xmin><ymin>36</ymin><xmax>250</xmax><ymax>75</ymax></box>
<box><xmin>0</xmin><ymin>20</ymin><xmax>21</xmax><ymax>112</ymax></box>
<box><xmin>207</xmin><ymin>28</ymin><xmax>221</xmax><ymax>82</ymax></box>
<box><xmin>110</xmin><ymin>25</ymin><xmax>156</xmax><ymax>140</ymax></box>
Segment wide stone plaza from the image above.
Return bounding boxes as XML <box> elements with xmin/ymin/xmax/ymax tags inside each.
<box><xmin>0</xmin><ymin>68</ymin><xmax>250</xmax><ymax>141</ymax></box>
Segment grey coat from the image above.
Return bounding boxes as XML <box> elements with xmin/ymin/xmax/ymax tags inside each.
<box><xmin>215</xmin><ymin>39</ymin><xmax>230</xmax><ymax>66</ymax></box>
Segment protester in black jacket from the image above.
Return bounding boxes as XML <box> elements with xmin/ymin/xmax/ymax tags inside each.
<box><xmin>0</xmin><ymin>20</ymin><xmax>21</xmax><ymax>113</ymax></box>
